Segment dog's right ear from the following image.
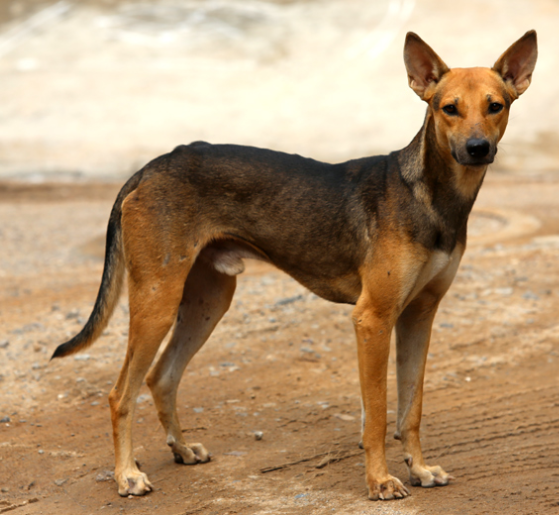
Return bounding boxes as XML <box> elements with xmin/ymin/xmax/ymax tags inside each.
<box><xmin>404</xmin><ymin>32</ymin><xmax>450</xmax><ymax>101</ymax></box>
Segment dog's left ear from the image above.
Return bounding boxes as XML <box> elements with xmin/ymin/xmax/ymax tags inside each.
<box><xmin>493</xmin><ymin>30</ymin><xmax>538</xmax><ymax>99</ymax></box>
<box><xmin>404</xmin><ymin>32</ymin><xmax>450</xmax><ymax>101</ymax></box>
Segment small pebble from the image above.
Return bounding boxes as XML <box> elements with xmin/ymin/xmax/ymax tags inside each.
<box><xmin>96</xmin><ymin>470</ymin><xmax>114</xmax><ymax>482</ymax></box>
<box><xmin>275</xmin><ymin>294</ymin><xmax>303</xmax><ymax>306</ymax></box>
<box><xmin>224</xmin><ymin>451</ymin><xmax>246</xmax><ymax>457</ymax></box>
<box><xmin>254</xmin><ymin>431</ymin><xmax>264</xmax><ymax>441</ymax></box>
<box><xmin>494</xmin><ymin>287</ymin><xmax>513</xmax><ymax>296</ymax></box>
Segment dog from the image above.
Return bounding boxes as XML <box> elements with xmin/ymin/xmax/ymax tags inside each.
<box><xmin>52</xmin><ymin>31</ymin><xmax>537</xmax><ymax>501</ymax></box>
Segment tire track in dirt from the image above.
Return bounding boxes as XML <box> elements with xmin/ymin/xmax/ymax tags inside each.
<box><xmin>415</xmin><ymin>363</ymin><xmax>559</xmax><ymax>513</ymax></box>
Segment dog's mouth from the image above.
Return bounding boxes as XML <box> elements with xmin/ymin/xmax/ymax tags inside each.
<box><xmin>452</xmin><ymin>153</ymin><xmax>495</xmax><ymax>167</ymax></box>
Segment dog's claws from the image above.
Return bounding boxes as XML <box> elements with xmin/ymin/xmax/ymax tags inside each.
<box><xmin>369</xmin><ymin>477</ymin><xmax>409</xmax><ymax>501</ymax></box>
<box><xmin>119</xmin><ymin>472</ymin><xmax>153</xmax><ymax>496</ymax></box>
<box><xmin>434</xmin><ymin>473</ymin><xmax>453</xmax><ymax>486</ymax></box>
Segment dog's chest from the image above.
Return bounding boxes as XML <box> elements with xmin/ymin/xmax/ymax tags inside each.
<box><xmin>422</xmin><ymin>250</ymin><xmax>451</xmax><ymax>283</ymax></box>
<box><xmin>406</xmin><ymin>247</ymin><xmax>460</xmax><ymax>304</ymax></box>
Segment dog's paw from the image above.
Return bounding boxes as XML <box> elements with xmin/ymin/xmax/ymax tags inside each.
<box><xmin>367</xmin><ymin>475</ymin><xmax>410</xmax><ymax>500</ymax></box>
<box><xmin>116</xmin><ymin>470</ymin><xmax>153</xmax><ymax>496</ymax></box>
<box><xmin>406</xmin><ymin>457</ymin><xmax>453</xmax><ymax>487</ymax></box>
<box><xmin>167</xmin><ymin>435</ymin><xmax>211</xmax><ymax>465</ymax></box>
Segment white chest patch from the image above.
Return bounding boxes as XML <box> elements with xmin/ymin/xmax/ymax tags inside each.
<box><xmin>423</xmin><ymin>250</ymin><xmax>451</xmax><ymax>284</ymax></box>
<box><xmin>405</xmin><ymin>248</ymin><xmax>460</xmax><ymax>305</ymax></box>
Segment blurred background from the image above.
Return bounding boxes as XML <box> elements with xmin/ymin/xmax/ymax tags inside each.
<box><xmin>0</xmin><ymin>0</ymin><xmax>557</xmax><ymax>181</ymax></box>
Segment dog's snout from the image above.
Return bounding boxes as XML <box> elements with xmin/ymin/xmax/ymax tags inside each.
<box><xmin>453</xmin><ymin>137</ymin><xmax>495</xmax><ymax>166</ymax></box>
<box><xmin>466</xmin><ymin>138</ymin><xmax>490</xmax><ymax>159</ymax></box>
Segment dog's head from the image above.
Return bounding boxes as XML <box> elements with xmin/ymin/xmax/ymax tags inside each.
<box><xmin>404</xmin><ymin>31</ymin><xmax>537</xmax><ymax>168</ymax></box>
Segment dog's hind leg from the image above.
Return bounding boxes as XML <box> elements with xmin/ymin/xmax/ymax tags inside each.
<box><xmin>109</xmin><ymin>268</ymin><xmax>189</xmax><ymax>496</ymax></box>
<box><xmin>146</xmin><ymin>258</ymin><xmax>236</xmax><ymax>465</ymax></box>
<box><xmin>108</xmin><ymin>188</ymin><xmax>196</xmax><ymax>496</ymax></box>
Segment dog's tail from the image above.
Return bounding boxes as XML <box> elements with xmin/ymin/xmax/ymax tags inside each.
<box><xmin>51</xmin><ymin>172</ymin><xmax>143</xmax><ymax>360</ymax></box>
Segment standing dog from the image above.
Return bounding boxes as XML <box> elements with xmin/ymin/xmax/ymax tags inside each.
<box><xmin>52</xmin><ymin>31</ymin><xmax>537</xmax><ymax>500</ymax></box>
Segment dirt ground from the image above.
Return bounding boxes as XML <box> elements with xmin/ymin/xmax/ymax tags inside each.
<box><xmin>0</xmin><ymin>170</ymin><xmax>558</xmax><ymax>515</ymax></box>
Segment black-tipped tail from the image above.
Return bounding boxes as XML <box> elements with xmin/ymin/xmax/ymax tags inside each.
<box><xmin>51</xmin><ymin>172</ymin><xmax>142</xmax><ymax>360</ymax></box>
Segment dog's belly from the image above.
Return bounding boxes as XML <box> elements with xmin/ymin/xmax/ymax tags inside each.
<box><xmin>198</xmin><ymin>239</ymin><xmax>362</xmax><ymax>304</ymax></box>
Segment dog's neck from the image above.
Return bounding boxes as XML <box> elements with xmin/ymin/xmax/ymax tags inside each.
<box><xmin>398</xmin><ymin>109</ymin><xmax>488</xmax><ymax>226</ymax></box>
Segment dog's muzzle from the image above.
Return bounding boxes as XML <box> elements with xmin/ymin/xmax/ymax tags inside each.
<box><xmin>453</xmin><ymin>137</ymin><xmax>495</xmax><ymax>166</ymax></box>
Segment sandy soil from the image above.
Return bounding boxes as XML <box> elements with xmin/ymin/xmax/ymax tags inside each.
<box><xmin>1</xmin><ymin>171</ymin><xmax>559</xmax><ymax>515</ymax></box>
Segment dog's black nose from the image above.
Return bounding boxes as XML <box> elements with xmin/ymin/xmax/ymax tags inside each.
<box><xmin>466</xmin><ymin>138</ymin><xmax>490</xmax><ymax>158</ymax></box>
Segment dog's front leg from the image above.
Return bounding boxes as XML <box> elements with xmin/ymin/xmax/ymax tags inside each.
<box><xmin>395</xmin><ymin>292</ymin><xmax>452</xmax><ymax>488</ymax></box>
<box><xmin>353</xmin><ymin>297</ymin><xmax>410</xmax><ymax>500</ymax></box>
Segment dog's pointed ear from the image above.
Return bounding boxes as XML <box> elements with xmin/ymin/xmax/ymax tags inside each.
<box><xmin>404</xmin><ymin>32</ymin><xmax>450</xmax><ymax>101</ymax></box>
<box><xmin>493</xmin><ymin>30</ymin><xmax>537</xmax><ymax>99</ymax></box>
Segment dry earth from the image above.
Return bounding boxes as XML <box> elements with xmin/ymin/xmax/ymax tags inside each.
<box><xmin>1</xmin><ymin>171</ymin><xmax>559</xmax><ymax>515</ymax></box>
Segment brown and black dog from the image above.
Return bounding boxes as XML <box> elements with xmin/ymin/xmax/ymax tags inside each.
<box><xmin>52</xmin><ymin>31</ymin><xmax>537</xmax><ymax>500</ymax></box>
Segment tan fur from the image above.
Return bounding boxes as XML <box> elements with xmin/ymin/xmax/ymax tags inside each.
<box><xmin>52</xmin><ymin>31</ymin><xmax>537</xmax><ymax>502</ymax></box>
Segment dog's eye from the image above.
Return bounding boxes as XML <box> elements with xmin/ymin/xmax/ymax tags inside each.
<box><xmin>489</xmin><ymin>102</ymin><xmax>504</xmax><ymax>113</ymax></box>
<box><xmin>442</xmin><ymin>105</ymin><xmax>457</xmax><ymax>115</ymax></box>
